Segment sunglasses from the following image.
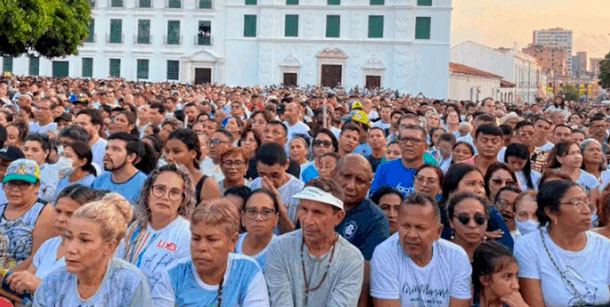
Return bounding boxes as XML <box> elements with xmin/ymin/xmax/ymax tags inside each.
<box><xmin>455</xmin><ymin>213</ymin><xmax>487</xmax><ymax>226</ymax></box>
<box><xmin>313</xmin><ymin>140</ymin><xmax>332</xmax><ymax>147</ymax></box>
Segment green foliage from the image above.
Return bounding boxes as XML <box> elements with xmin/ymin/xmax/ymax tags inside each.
<box><xmin>0</xmin><ymin>0</ymin><xmax>91</xmax><ymax>58</ymax></box>
<box><xmin>561</xmin><ymin>85</ymin><xmax>579</xmax><ymax>102</ymax></box>
<box><xmin>599</xmin><ymin>51</ymin><xmax>610</xmax><ymax>90</ymax></box>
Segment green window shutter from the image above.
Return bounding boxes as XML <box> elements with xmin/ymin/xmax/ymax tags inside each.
<box><xmin>286</xmin><ymin>0</ymin><xmax>298</xmax><ymax>4</ymax></box>
<box><xmin>417</xmin><ymin>0</ymin><xmax>432</xmax><ymax>6</ymax></box>
<box><xmin>168</xmin><ymin>0</ymin><xmax>181</xmax><ymax>8</ymax></box>
<box><xmin>327</xmin><ymin>0</ymin><xmax>340</xmax><ymax>4</ymax></box>
<box><xmin>52</xmin><ymin>61</ymin><xmax>69</xmax><ymax>77</ymax></box>
<box><xmin>415</xmin><ymin>17</ymin><xmax>431</xmax><ymax>39</ymax></box>
<box><xmin>29</xmin><ymin>57</ymin><xmax>40</xmax><ymax>76</ymax></box>
<box><xmin>111</xmin><ymin>0</ymin><xmax>123</xmax><ymax>7</ymax></box>
<box><xmin>109</xmin><ymin>19</ymin><xmax>122</xmax><ymax>43</ymax></box>
<box><xmin>167</xmin><ymin>60</ymin><xmax>179</xmax><ymax>80</ymax></box>
<box><xmin>370</xmin><ymin>0</ymin><xmax>384</xmax><ymax>5</ymax></box>
<box><xmin>137</xmin><ymin>20</ymin><xmax>150</xmax><ymax>44</ymax></box>
<box><xmin>199</xmin><ymin>0</ymin><xmax>212</xmax><ymax>8</ymax></box>
<box><xmin>109</xmin><ymin>58</ymin><xmax>121</xmax><ymax>77</ymax></box>
<box><xmin>85</xmin><ymin>19</ymin><xmax>95</xmax><ymax>42</ymax></box>
<box><xmin>82</xmin><ymin>58</ymin><xmax>93</xmax><ymax>77</ymax></box>
<box><xmin>368</xmin><ymin>15</ymin><xmax>384</xmax><ymax>38</ymax></box>
<box><xmin>244</xmin><ymin>15</ymin><xmax>256</xmax><ymax>37</ymax></box>
<box><xmin>245</xmin><ymin>0</ymin><xmax>256</xmax><ymax>4</ymax></box>
<box><xmin>285</xmin><ymin>15</ymin><xmax>298</xmax><ymax>37</ymax></box>
<box><xmin>198</xmin><ymin>20</ymin><xmax>212</xmax><ymax>45</ymax></box>
<box><xmin>167</xmin><ymin>20</ymin><xmax>180</xmax><ymax>44</ymax></box>
<box><xmin>137</xmin><ymin>59</ymin><xmax>149</xmax><ymax>79</ymax></box>
<box><xmin>326</xmin><ymin>15</ymin><xmax>340</xmax><ymax>38</ymax></box>
<box><xmin>2</xmin><ymin>57</ymin><xmax>12</xmax><ymax>73</ymax></box>
<box><xmin>139</xmin><ymin>0</ymin><xmax>151</xmax><ymax>7</ymax></box>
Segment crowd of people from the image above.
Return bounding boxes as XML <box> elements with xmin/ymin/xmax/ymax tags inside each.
<box><xmin>0</xmin><ymin>75</ymin><xmax>609</xmax><ymax>306</ymax></box>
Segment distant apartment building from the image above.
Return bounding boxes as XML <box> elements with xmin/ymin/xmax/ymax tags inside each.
<box><xmin>590</xmin><ymin>58</ymin><xmax>603</xmax><ymax>76</ymax></box>
<box><xmin>533</xmin><ymin>28</ymin><xmax>573</xmax><ymax>75</ymax></box>
<box><xmin>522</xmin><ymin>44</ymin><xmax>566</xmax><ymax>75</ymax></box>
<box><xmin>571</xmin><ymin>51</ymin><xmax>587</xmax><ymax>76</ymax></box>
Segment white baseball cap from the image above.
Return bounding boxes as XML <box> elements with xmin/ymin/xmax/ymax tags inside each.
<box><xmin>292</xmin><ymin>186</ymin><xmax>344</xmax><ymax>210</ymax></box>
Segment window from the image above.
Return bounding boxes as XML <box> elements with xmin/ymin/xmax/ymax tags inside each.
<box><xmin>199</xmin><ymin>0</ymin><xmax>212</xmax><ymax>8</ymax></box>
<box><xmin>52</xmin><ymin>61</ymin><xmax>69</xmax><ymax>77</ymax></box>
<box><xmin>327</xmin><ymin>0</ymin><xmax>340</xmax><ymax>5</ymax></box>
<box><xmin>2</xmin><ymin>57</ymin><xmax>12</xmax><ymax>73</ymax></box>
<box><xmin>368</xmin><ymin>15</ymin><xmax>383</xmax><ymax>38</ymax></box>
<box><xmin>245</xmin><ymin>0</ymin><xmax>256</xmax><ymax>4</ymax></box>
<box><xmin>285</xmin><ymin>15</ymin><xmax>298</xmax><ymax>37</ymax></box>
<box><xmin>82</xmin><ymin>58</ymin><xmax>93</xmax><ymax>77</ymax></box>
<box><xmin>137</xmin><ymin>59</ymin><xmax>149</xmax><ymax>79</ymax></box>
<box><xmin>167</xmin><ymin>60</ymin><xmax>179</xmax><ymax>80</ymax></box>
<box><xmin>286</xmin><ymin>0</ymin><xmax>298</xmax><ymax>4</ymax></box>
<box><xmin>110</xmin><ymin>0</ymin><xmax>123</xmax><ymax>7</ymax></box>
<box><xmin>417</xmin><ymin>0</ymin><xmax>432</xmax><ymax>5</ymax></box>
<box><xmin>326</xmin><ymin>15</ymin><xmax>340</xmax><ymax>38</ymax></box>
<box><xmin>244</xmin><ymin>15</ymin><xmax>256</xmax><ymax>37</ymax></box>
<box><xmin>415</xmin><ymin>17</ymin><xmax>431</xmax><ymax>39</ymax></box>
<box><xmin>85</xmin><ymin>19</ymin><xmax>95</xmax><ymax>43</ymax></box>
<box><xmin>137</xmin><ymin>20</ymin><xmax>151</xmax><ymax>44</ymax></box>
<box><xmin>198</xmin><ymin>20</ymin><xmax>211</xmax><ymax>45</ymax></box>
<box><xmin>370</xmin><ymin>0</ymin><xmax>383</xmax><ymax>5</ymax></box>
<box><xmin>168</xmin><ymin>0</ymin><xmax>181</xmax><ymax>8</ymax></box>
<box><xmin>109</xmin><ymin>58</ymin><xmax>121</xmax><ymax>77</ymax></box>
<box><xmin>109</xmin><ymin>19</ymin><xmax>122</xmax><ymax>43</ymax></box>
<box><xmin>139</xmin><ymin>0</ymin><xmax>151</xmax><ymax>7</ymax></box>
<box><xmin>29</xmin><ymin>57</ymin><xmax>39</xmax><ymax>76</ymax></box>
<box><xmin>167</xmin><ymin>20</ymin><xmax>180</xmax><ymax>44</ymax></box>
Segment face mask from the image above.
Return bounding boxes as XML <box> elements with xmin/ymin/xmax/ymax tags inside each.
<box><xmin>56</xmin><ymin>156</ymin><xmax>75</xmax><ymax>178</ymax></box>
<box><xmin>515</xmin><ymin>219</ymin><xmax>540</xmax><ymax>235</ymax></box>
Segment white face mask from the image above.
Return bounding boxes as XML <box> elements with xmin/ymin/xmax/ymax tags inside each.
<box><xmin>56</xmin><ymin>156</ymin><xmax>75</xmax><ymax>178</ymax></box>
<box><xmin>515</xmin><ymin>219</ymin><xmax>540</xmax><ymax>235</ymax></box>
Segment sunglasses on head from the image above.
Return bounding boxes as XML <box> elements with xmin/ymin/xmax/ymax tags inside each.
<box><xmin>455</xmin><ymin>213</ymin><xmax>487</xmax><ymax>226</ymax></box>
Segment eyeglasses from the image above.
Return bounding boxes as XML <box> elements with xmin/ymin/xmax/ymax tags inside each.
<box><xmin>4</xmin><ymin>180</ymin><xmax>33</xmax><ymax>191</ymax></box>
<box><xmin>313</xmin><ymin>140</ymin><xmax>332</xmax><ymax>147</ymax></box>
<box><xmin>560</xmin><ymin>198</ymin><xmax>593</xmax><ymax>211</ymax></box>
<box><xmin>151</xmin><ymin>184</ymin><xmax>183</xmax><ymax>201</ymax></box>
<box><xmin>414</xmin><ymin>175</ymin><xmax>438</xmax><ymax>186</ymax></box>
<box><xmin>398</xmin><ymin>136</ymin><xmax>424</xmax><ymax>145</ymax></box>
<box><xmin>496</xmin><ymin>199</ymin><xmax>514</xmax><ymax>209</ymax></box>
<box><xmin>454</xmin><ymin>213</ymin><xmax>487</xmax><ymax>226</ymax></box>
<box><xmin>222</xmin><ymin>160</ymin><xmax>246</xmax><ymax>168</ymax></box>
<box><xmin>243</xmin><ymin>207</ymin><xmax>276</xmax><ymax>220</ymax></box>
<box><xmin>208</xmin><ymin>138</ymin><xmax>230</xmax><ymax>146</ymax></box>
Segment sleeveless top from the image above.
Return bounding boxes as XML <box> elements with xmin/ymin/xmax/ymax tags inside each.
<box><xmin>0</xmin><ymin>200</ymin><xmax>46</xmax><ymax>269</ymax></box>
<box><xmin>195</xmin><ymin>175</ymin><xmax>209</xmax><ymax>206</ymax></box>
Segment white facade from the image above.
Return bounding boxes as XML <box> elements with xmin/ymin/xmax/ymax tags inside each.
<box><xmin>1</xmin><ymin>0</ymin><xmax>453</xmax><ymax>98</ymax></box>
<box><xmin>533</xmin><ymin>28</ymin><xmax>573</xmax><ymax>75</ymax></box>
<box><xmin>448</xmin><ymin>64</ymin><xmax>501</xmax><ymax>102</ymax></box>
<box><xmin>450</xmin><ymin>41</ymin><xmax>546</xmax><ymax>104</ymax></box>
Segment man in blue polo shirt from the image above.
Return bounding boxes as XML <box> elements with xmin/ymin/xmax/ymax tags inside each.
<box><xmin>370</xmin><ymin>124</ymin><xmax>428</xmax><ymax>196</ymax></box>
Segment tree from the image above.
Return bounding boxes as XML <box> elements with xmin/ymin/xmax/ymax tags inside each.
<box><xmin>0</xmin><ymin>0</ymin><xmax>91</xmax><ymax>58</ymax></box>
<box><xmin>561</xmin><ymin>85</ymin><xmax>579</xmax><ymax>102</ymax></box>
<box><xmin>599</xmin><ymin>51</ymin><xmax>610</xmax><ymax>90</ymax></box>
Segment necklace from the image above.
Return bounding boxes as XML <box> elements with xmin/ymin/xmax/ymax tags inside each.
<box><xmin>300</xmin><ymin>234</ymin><xmax>338</xmax><ymax>305</ymax></box>
<box><xmin>216</xmin><ymin>275</ymin><xmax>224</xmax><ymax>307</ymax></box>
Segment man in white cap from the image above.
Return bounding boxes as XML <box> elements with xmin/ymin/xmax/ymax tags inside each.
<box><xmin>265</xmin><ymin>178</ymin><xmax>364</xmax><ymax>307</ymax></box>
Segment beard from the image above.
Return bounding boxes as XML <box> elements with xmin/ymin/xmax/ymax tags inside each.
<box><xmin>104</xmin><ymin>156</ymin><xmax>128</xmax><ymax>172</ymax></box>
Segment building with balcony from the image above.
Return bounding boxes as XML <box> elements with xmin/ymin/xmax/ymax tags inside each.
<box><xmin>0</xmin><ymin>0</ymin><xmax>454</xmax><ymax>98</ymax></box>
<box><xmin>532</xmin><ymin>28</ymin><xmax>573</xmax><ymax>76</ymax></box>
<box><xmin>522</xmin><ymin>44</ymin><xmax>566</xmax><ymax>76</ymax></box>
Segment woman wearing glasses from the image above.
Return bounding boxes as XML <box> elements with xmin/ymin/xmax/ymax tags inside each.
<box><xmin>484</xmin><ymin>162</ymin><xmax>519</xmax><ymax>203</ymax></box>
<box><xmin>495</xmin><ymin>186</ymin><xmax>523</xmax><ymax>239</ymax></box>
<box><xmin>447</xmin><ymin>192</ymin><xmax>489</xmax><ymax>261</ymax></box>
<box><xmin>515</xmin><ymin>180</ymin><xmax>610</xmax><ymax>307</ymax></box>
<box><xmin>413</xmin><ymin>164</ymin><xmax>444</xmax><ymax>201</ymax></box>
<box><xmin>301</xmin><ymin>129</ymin><xmax>338</xmax><ymax>183</ymax></box>
<box><xmin>164</xmin><ymin>128</ymin><xmax>220</xmax><ymax>204</ymax></box>
<box><xmin>116</xmin><ymin>164</ymin><xmax>195</xmax><ymax>286</ymax></box>
<box><xmin>235</xmin><ymin>189</ymin><xmax>278</xmax><ymax>270</ymax></box>
<box><xmin>219</xmin><ymin>147</ymin><xmax>249</xmax><ymax>194</ymax></box>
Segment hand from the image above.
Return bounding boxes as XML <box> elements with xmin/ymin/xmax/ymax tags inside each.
<box><xmin>500</xmin><ymin>291</ymin><xmax>529</xmax><ymax>307</ymax></box>
<box><xmin>261</xmin><ymin>176</ymin><xmax>288</xmax><ymax>217</ymax></box>
<box><xmin>6</xmin><ymin>271</ymin><xmax>40</xmax><ymax>294</ymax></box>
<box><xmin>485</xmin><ymin>229</ymin><xmax>504</xmax><ymax>240</ymax></box>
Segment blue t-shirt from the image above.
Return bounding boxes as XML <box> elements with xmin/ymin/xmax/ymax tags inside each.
<box><xmin>335</xmin><ymin>198</ymin><xmax>389</xmax><ymax>260</ymax></box>
<box><xmin>370</xmin><ymin>158</ymin><xmax>417</xmax><ymax>197</ymax></box>
<box><xmin>301</xmin><ymin>164</ymin><xmax>318</xmax><ymax>183</ymax></box>
<box><xmin>54</xmin><ymin>173</ymin><xmax>96</xmax><ymax>201</ymax></box>
<box><xmin>91</xmin><ymin>171</ymin><xmax>147</xmax><ymax>205</ymax></box>
<box><xmin>353</xmin><ymin>143</ymin><xmax>372</xmax><ymax>156</ymax></box>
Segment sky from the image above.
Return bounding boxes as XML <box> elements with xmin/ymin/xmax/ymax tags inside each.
<box><xmin>451</xmin><ymin>0</ymin><xmax>610</xmax><ymax>59</ymax></box>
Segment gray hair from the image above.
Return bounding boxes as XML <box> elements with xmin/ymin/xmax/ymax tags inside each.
<box><xmin>580</xmin><ymin>138</ymin><xmax>607</xmax><ymax>171</ymax></box>
<box><xmin>135</xmin><ymin>163</ymin><xmax>196</xmax><ymax>228</ymax></box>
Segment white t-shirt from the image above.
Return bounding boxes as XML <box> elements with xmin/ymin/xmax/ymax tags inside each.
<box><xmin>235</xmin><ymin>233</ymin><xmax>277</xmax><ymax>271</ymax></box>
<box><xmin>537</xmin><ymin>141</ymin><xmax>554</xmax><ymax>152</ymax></box>
<box><xmin>248</xmin><ymin>175</ymin><xmax>304</xmax><ymax>223</ymax></box>
<box><xmin>29</xmin><ymin>122</ymin><xmax>57</xmax><ymax>135</ymax></box>
<box><xmin>33</xmin><ymin>236</ymin><xmax>64</xmax><ymax>279</ymax></box>
<box><xmin>514</xmin><ymin>228</ymin><xmax>610</xmax><ymax>306</ymax></box>
<box><xmin>91</xmin><ymin>137</ymin><xmax>108</xmax><ymax>168</ymax></box>
<box><xmin>372</xmin><ymin>120</ymin><xmax>390</xmax><ymax>130</ymax></box>
<box><xmin>516</xmin><ymin>170</ymin><xmax>541</xmax><ymax>191</ymax></box>
<box><xmin>576</xmin><ymin>169</ymin><xmax>600</xmax><ymax>193</ymax></box>
<box><xmin>370</xmin><ymin>234</ymin><xmax>472</xmax><ymax>306</ymax></box>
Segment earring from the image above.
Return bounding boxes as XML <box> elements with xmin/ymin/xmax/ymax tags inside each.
<box><xmin>450</xmin><ymin>229</ymin><xmax>455</xmax><ymax>240</ymax></box>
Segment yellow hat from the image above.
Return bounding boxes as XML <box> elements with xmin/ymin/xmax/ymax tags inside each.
<box><xmin>350</xmin><ymin>110</ymin><xmax>370</xmax><ymax>127</ymax></box>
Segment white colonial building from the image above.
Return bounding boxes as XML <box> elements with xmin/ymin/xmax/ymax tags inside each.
<box><xmin>1</xmin><ymin>0</ymin><xmax>453</xmax><ymax>98</ymax></box>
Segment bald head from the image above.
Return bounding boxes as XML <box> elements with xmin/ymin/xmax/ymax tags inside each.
<box><xmin>336</xmin><ymin>153</ymin><xmax>372</xmax><ymax>174</ymax></box>
<box><xmin>285</xmin><ymin>102</ymin><xmax>300</xmax><ymax>124</ymax></box>
<box><xmin>334</xmin><ymin>154</ymin><xmax>372</xmax><ymax>206</ymax></box>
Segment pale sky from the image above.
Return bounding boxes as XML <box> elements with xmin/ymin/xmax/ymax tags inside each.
<box><xmin>451</xmin><ymin>0</ymin><xmax>610</xmax><ymax>60</ymax></box>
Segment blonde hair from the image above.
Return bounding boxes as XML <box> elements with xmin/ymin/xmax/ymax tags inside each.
<box><xmin>191</xmin><ymin>198</ymin><xmax>239</xmax><ymax>236</ymax></box>
<box><xmin>73</xmin><ymin>193</ymin><xmax>133</xmax><ymax>243</ymax></box>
